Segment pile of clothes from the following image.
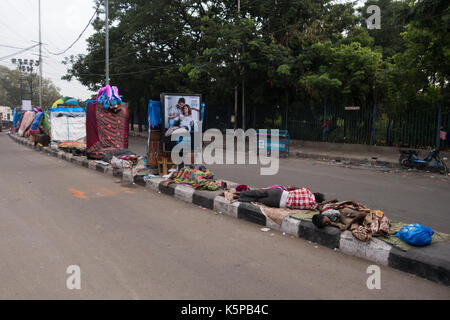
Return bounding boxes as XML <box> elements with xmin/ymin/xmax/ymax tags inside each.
<box><xmin>319</xmin><ymin>200</ymin><xmax>390</xmax><ymax>242</ymax></box>
<box><xmin>166</xmin><ymin>167</ymin><xmax>222</xmax><ymax>191</ymax></box>
<box><xmin>57</xmin><ymin>141</ymin><xmax>86</xmax><ymax>155</ymax></box>
<box><xmin>14</xmin><ymin>108</ymin><xmax>51</xmax><ymax>146</ymax></box>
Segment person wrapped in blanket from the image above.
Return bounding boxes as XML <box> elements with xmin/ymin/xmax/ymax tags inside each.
<box><xmin>311</xmin><ymin>201</ymin><xmax>391</xmax><ymax>242</ymax></box>
<box><xmin>239</xmin><ymin>186</ymin><xmax>326</xmax><ymax>210</ymax></box>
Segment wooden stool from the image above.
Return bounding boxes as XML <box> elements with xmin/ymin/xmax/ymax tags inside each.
<box><xmin>157</xmin><ymin>156</ymin><xmax>177</xmax><ymax>176</ymax></box>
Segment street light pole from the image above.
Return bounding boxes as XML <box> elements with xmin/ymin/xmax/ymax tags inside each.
<box><xmin>105</xmin><ymin>0</ymin><xmax>109</xmax><ymax>85</ymax></box>
<box><xmin>38</xmin><ymin>0</ymin><xmax>43</xmax><ymax>109</ymax></box>
<box><xmin>234</xmin><ymin>0</ymin><xmax>240</xmax><ymax>130</ymax></box>
<box><xmin>20</xmin><ymin>71</ymin><xmax>23</xmax><ymax>107</ymax></box>
<box><xmin>29</xmin><ymin>67</ymin><xmax>33</xmax><ymax>105</ymax></box>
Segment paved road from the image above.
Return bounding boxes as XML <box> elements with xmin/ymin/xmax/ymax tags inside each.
<box><xmin>1</xmin><ymin>133</ymin><xmax>449</xmax><ymax>299</ymax></box>
<box><xmin>129</xmin><ymin>136</ymin><xmax>450</xmax><ymax>234</ymax></box>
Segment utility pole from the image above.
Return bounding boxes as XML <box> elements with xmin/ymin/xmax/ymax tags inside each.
<box><xmin>20</xmin><ymin>72</ymin><xmax>23</xmax><ymax>107</ymax></box>
<box><xmin>240</xmin><ymin>0</ymin><xmax>246</xmax><ymax>130</ymax></box>
<box><xmin>12</xmin><ymin>59</ymin><xmax>37</xmax><ymax>109</ymax></box>
<box><xmin>105</xmin><ymin>0</ymin><xmax>109</xmax><ymax>85</ymax></box>
<box><xmin>38</xmin><ymin>0</ymin><xmax>42</xmax><ymax>109</ymax></box>
<box><xmin>234</xmin><ymin>86</ymin><xmax>238</xmax><ymax>129</ymax></box>
<box><xmin>234</xmin><ymin>0</ymin><xmax>240</xmax><ymax>130</ymax></box>
<box><xmin>29</xmin><ymin>68</ymin><xmax>33</xmax><ymax>105</ymax></box>
<box><xmin>242</xmin><ymin>78</ymin><xmax>245</xmax><ymax>130</ymax></box>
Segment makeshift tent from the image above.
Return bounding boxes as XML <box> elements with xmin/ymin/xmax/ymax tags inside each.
<box><xmin>86</xmin><ymin>102</ymin><xmax>129</xmax><ymax>159</ymax></box>
<box><xmin>50</xmin><ymin>107</ymin><xmax>86</xmax><ymax>142</ymax></box>
<box><xmin>51</xmin><ymin>96</ymin><xmax>78</xmax><ymax>108</ymax></box>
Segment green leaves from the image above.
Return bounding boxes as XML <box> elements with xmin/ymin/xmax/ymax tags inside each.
<box><xmin>60</xmin><ymin>0</ymin><xmax>448</xmax><ymax>124</ymax></box>
<box><xmin>276</xmin><ymin>64</ymin><xmax>291</xmax><ymax>76</ymax></box>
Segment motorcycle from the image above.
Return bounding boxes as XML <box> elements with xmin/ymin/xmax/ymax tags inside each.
<box><xmin>399</xmin><ymin>148</ymin><xmax>448</xmax><ymax>175</ymax></box>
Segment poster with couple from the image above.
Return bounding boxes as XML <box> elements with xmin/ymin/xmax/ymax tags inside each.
<box><xmin>160</xmin><ymin>93</ymin><xmax>202</xmax><ymax>152</ymax></box>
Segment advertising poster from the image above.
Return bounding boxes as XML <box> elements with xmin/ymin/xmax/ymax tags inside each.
<box><xmin>160</xmin><ymin>93</ymin><xmax>202</xmax><ymax>152</ymax></box>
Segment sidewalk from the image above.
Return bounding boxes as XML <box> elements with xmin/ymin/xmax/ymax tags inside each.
<box><xmin>129</xmin><ymin>130</ymin><xmax>449</xmax><ymax>170</ymax></box>
<box><xmin>290</xmin><ymin>140</ymin><xmax>450</xmax><ymax>170</ymax></box>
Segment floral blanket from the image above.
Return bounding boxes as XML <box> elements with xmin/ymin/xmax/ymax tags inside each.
<box><xmin>172</xmin><ymin>167</ymin><xmax>219</xmax><ymax>191</ymax></box>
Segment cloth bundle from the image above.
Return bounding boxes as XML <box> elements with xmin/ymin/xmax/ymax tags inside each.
<box><xmin>86</xmin><ymin>102</ymin><xmax>129</xmax><ymax>159</ymax></box>
<box><xmin>172</xmin><ymin>167</ymin><xmax>219</xmax><ymax>191</ymax></box>
<box><xmin>321</xmin><ymin>201</ymin><xmax>390</xmax><ymax>242</ymax></box>
<box><xmin>111</xmin><ymin>156</ymin><xmax>133</xmax><ymax>169</ymax></box>
<box><xmin>95</xmin><ymin>85</ymin><xmax>122</xmax><ymax>110</ymax></box>
<box><xmin>57</xmin><ymin>141</ymin><xmax>86</xmax><ymax>150</ymax></box>
<box><xmin>31</xmin><ymin>112</ymin><xmax>44</xmax><ymax>132</ymax></box>
<box><xmin>18</xmin><ymin>111</ymin><xmax>35</xmax><ymax>136</ymax></box>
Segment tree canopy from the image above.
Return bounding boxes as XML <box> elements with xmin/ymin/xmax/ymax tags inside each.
<box><xmin>63</xmin><ymin>0</ymin><xmax>449</xmax><ymax>130</ymax></box>
<box><xmin>0</xmin><ymin>65</ymin><xmax>61</xmax><ymax>109</ymax></box>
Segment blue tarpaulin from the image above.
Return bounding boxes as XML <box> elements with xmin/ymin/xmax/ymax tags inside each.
<box><xmin>13</xmin><ymin>108</ymin><xmax>21</xmax><ymax>127</ymax></box>
<box><xmin>148</xmin><ymin>100</ymin><xmax>161</xmax><ymax>128</ymax></box>
<box><xmin>31</xmin><ymin>112</ymin><xmax>44</xmax><ymax>130</ymax></box>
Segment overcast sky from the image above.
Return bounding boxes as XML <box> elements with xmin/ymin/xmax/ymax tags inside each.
<box><xmin>0</xmin><ymin>0</ymin><xmax>365</xmax><ymax>103</ymax></box>
<box><xmin>0</xmin><ymin>0</ymin><xmax>97</xmax><ymax>100</ymax></box>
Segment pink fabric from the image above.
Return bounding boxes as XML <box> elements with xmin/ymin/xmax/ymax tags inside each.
<box><xmin>236</xmin><ymin>184</ymin><xmax>250</xmax><ymax>192</ymax></box>
<box><xmin>18</xmin><ymin>111</ymin><xmax>35</xmax><ymax>137</ymax></box>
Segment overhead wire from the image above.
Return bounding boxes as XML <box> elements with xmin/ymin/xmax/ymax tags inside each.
<box><xmin>45</xmin><ymin>0</ymin><xmax>103</xmax><ymax>56</ymax></box>
<box><xmin>0</xmin><ymin>44</ymin><xmax>39</xmax><ymax>61</ymax></box>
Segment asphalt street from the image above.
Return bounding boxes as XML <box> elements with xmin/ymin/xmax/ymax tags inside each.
<box><xmin>1</xmin><ymin>132</ymin><xmax>449</xmax><ymax>299</ymax></box>
<box><xmin>129</xmin><ymin>135</ymin><xmax>450</xmax><ymax>234</ymax></box>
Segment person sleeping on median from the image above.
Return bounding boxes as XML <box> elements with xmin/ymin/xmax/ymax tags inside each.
<box><xmin>238</xmin><ymin>186</ymin><xmax>326</xmax><ymax>210</ymax></box>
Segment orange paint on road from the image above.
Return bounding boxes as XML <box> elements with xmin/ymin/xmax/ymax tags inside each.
<box><xmin>68</xmin><ymin>188</ymin><xmax>87</xmax><ymax>199</ymax></box>
<box><xmin>68</xmin><ymin>186</ymin><xmax>135</xmax><ymax>199</ymax></box>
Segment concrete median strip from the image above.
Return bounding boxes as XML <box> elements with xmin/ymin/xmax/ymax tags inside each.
<box><xmin>8</xmin><ymin>133</ymin><xmax>450</xmax><ymax>286</ymax></box>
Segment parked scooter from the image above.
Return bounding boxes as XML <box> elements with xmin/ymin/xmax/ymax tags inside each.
<box><xmin>399</xmin><ymin>148</ymin><xmax>448</xmax><ymax>175</ymax></box>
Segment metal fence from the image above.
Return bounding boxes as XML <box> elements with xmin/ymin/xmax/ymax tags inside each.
<box><xmin>289</xmin><ymin>106</ymin><xmax>450</xmax><ymax>150</ymax></box>
<box><xmin>201</xmin><ymin>102</ymin><xmax>450</xmax><ymax>150</ymax></box>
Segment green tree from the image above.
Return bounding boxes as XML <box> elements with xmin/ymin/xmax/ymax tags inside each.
<box><xmin>0</xmin><ymin>66</ymin><xmax>61</xmax><ymax>108</ymax></box>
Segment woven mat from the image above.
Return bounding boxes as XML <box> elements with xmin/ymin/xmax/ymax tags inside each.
<box><xmin>291</xmin><ymin>213</ymin><xmax>450</xmax><ymax>251</ymax></box>
<box><xmin>378</xmin><ymin>221</ymin><xmax>450</xmax><ymax>251</ymax></box>
<box><xmin>252</xmin><ymin>203</ymin><xmax>315</xmax><ymax>226</ymax></box>
<box><xmin>290</xmin><ymin>211</ymin><xmax>319</xmax><ymax>222</ymax></box>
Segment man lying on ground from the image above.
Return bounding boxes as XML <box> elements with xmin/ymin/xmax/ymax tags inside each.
<box><xmin>239</xmin><ymin>187</ymin><xmax>325</xmax><ymax>210</ymax></box>
<box><xmin>311</xmin><ymin>201</ymin><xmax>390</xmax><ymax>241</ymax></box>
<box><xmin>312</xmin><ymin>208</ymin><xmax>369</xmax><ymax>232</ymax></box>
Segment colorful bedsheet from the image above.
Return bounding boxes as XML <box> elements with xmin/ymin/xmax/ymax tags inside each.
<box><xmin>86</xmin><ymin>102</ymin><xmax>129</xmax><ymax>158</ymax></box>
<box><xmin>173</xmin><ymin>167</ymin><xmax>219</xmax><ymax>190</ymax></box>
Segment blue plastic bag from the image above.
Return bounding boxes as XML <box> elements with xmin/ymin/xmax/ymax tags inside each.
<box><xmin>395</xmin><ymin>224</ymin><xmax>434</xmax><ymax>246</ymax></box>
